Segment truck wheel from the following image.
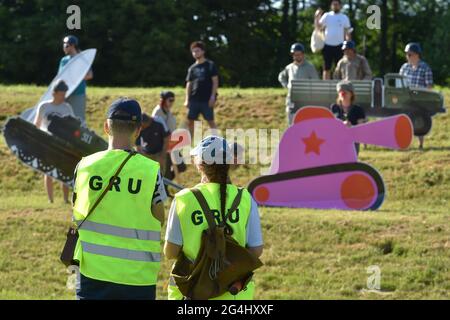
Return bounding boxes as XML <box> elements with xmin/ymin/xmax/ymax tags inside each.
<box><xmin>408</xmin><ymin>112</ymin><xmax>432</xmax><ymax>136</ymax></box>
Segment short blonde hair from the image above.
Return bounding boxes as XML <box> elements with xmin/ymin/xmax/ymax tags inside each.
<box><xmin>106</xmin><ymin>119</ymin><xmax>139</xmax><ymax>136</ymax></box>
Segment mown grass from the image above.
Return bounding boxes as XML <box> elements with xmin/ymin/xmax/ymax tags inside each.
<box><xmin>0</xmin><ymin>84</ymin><xmax>449</xmax><ymax>300</ymax></box>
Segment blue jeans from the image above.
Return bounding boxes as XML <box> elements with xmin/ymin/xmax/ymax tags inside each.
<box><xmin>76</xmin><ymin>273</ymin><xmax>156</xmax><ymax>300</ymax></box>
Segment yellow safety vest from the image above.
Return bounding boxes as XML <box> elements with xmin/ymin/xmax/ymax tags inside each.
<box><xmin>168</xmin><ymin>183</ymin><xmax>255</xmax><ymax>300</ymax></box>
<box><xmin>73</xmin><ymin>149</ymin><xmax>161</xmax><ymax>286</ymax></box>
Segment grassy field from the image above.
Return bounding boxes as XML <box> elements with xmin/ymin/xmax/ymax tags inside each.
<box><xmin>0</xmin><ymin>84</ymin><xmax>449</xmax><ymax>300</ymax></box>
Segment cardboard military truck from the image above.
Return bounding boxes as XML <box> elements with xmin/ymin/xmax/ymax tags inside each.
<box><xmin>290</xmin><ymin>73</ymin><xmax>446</xmax><ymax>136</ymax></box>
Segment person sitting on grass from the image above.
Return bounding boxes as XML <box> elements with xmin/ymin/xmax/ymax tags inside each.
<box><xmin>152</xmin><ymin>91</ymin><xmax>185</xmax><ymax>181</ymax></box>
<box><xmin>34</xmin><ymin>79</ymin><xmax>75</xmax><ymax>203</ymax></box>
<box><xmin>152</xmin><ymin>91</ymin><xmax>177</xmax><ymax>133</ymax></box>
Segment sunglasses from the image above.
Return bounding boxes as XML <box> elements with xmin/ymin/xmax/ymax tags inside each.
<box><xmin>167</xmin><ymin>98</ymin><xmax>175</xmax><ymax>102</ymax></box>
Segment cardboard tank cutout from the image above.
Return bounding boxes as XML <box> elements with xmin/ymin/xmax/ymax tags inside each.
<box><xmin>3</xmin><ymin>115</ymin><xmax>107</xmax><ymax>186</ymax></box>
<box><xmin>248</xmin><ymin>107</ymin><xmax>413</xmax><ymax>211</ymax></box>
<box><xmin>3</xmin><ymin>115</ymin><xmax>190</xmax><ymax>188</ymax></box>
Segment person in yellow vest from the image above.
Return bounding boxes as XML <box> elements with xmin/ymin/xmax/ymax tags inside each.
<box><xmin>72</xmin><ymin>98</ymin><xmax>167</xmax><ymax>300</ymax></box>
<box><xmin>164</xmin><ymin>135</ymin><xmax>264</xmax><ymax>300</ymax></box>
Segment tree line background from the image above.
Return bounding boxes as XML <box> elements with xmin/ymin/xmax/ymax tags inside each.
<box><xmin>0</xmin><ymin>0</ymin><xmax>449</xmax><ymax>87</ymax></box>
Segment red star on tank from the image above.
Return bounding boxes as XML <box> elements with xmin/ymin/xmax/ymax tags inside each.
<box><xmin>302</xmin><ymin>131</ymin><xmax>325</xmax><ymax>155</ymax></box>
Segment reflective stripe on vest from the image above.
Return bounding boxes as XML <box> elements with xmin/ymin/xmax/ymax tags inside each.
<box><xmin>80</xmin><ymin>241</ymin><xmax>161</xmax><ymax>262</ymax></box>
<box><xmin>76</xmin><ymin>220</ymin><xmax>161</xmax><ymax>241</ymax></box>
<box><xmin>73</xmin><ymin>150</ymin><xmax>161</xmax><ymax>286</ymax></box>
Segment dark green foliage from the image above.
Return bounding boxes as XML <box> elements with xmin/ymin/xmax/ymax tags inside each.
<box><xmin>0</xmin><ymin>0</ymin><xmax>448</xmax><ymax>87</ymax></box>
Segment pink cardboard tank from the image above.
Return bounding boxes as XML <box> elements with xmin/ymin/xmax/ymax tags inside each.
<box><xmin>248</xmin><ymin>107</ymin><xmax>413</xmax><ymax>211</ymax></box>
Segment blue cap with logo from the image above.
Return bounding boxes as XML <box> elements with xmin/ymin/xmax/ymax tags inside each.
<box><xmin>107</xmin><ymin>98</ymin><xmax>142</xmax><ymax>122</ymax></box>
<box><xmin>190</xmin><ymin>135</ymin><xmax>233</xmax><ymax>164</ymax></box>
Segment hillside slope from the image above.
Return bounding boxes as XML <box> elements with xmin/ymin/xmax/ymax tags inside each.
<box><xmin>0</xmin><ymin>85</ymin><xmax>449</xmax><ymax>299</ymax></box>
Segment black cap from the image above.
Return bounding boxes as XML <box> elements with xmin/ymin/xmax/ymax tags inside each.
<box><xmin>52</xmin><ymin>79</ymin><xmax>69</xmax><ymax>92</ymax></box>
<box><xmin>160</xmin><ymin>91</ymin><xmax>175</xmax><ymax>100</ymax></box>
<box><xmin>107</xmin><ymin>98</ymin><xmax>142</xmax><ymax>122</ymax></box>
<box><xmin>63</xmin><ymin>35</ymin><xmax>79</xmax><ymax>46</ymax></box>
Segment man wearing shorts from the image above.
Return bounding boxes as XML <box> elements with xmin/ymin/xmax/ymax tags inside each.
<box><xmin>315</xmin><ymin>0</ymin><xmax>352</xmax><ymax>80</ymax></box>
<box><xmin>184</xmin><ymin>41</ymin><xmax>219</xmax><ymax>134</ymax></box>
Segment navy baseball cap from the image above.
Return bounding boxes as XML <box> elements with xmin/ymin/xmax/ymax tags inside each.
<box><xmin>290</xmin><ymin>43</ymin><xmax>305</xmax><ymax>53</ymax></box>
<box><xmin>107</xmin><ymin>98</ymin><xmax>142</xmax><ymax>122</ymax></box>
<box><xmin>342</xmin><ymin>40</ymin><xmax>356</xmax><ymax>50</ymax></box>
<box><xmin>405</xmin><ymin>42</ymin><xmax>422</xmax><ymax>55</ymax></box>
<box><xmin>63</xmin><ymin>35</ymin><xmax>79</xmax><ymax>46</ymax></box>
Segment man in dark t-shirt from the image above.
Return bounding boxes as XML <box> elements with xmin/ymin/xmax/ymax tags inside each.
<box><xmin>184</xmin><ymin>41</ymin><xmax>219</xmax><ymax>134</ymax></box>
<box><xmin>136</xmin><ymin>113</ymin><xmax>171</xmax><ymax>171</ymax></box>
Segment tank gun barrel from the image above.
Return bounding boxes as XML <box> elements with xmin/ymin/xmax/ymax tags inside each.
<box><xmin>350</xmin><ymin>114</ymin><xmax>413</xmax><ymax>150</ymax></box>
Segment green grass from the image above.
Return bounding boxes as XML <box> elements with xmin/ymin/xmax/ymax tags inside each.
<box><xmin>0</xmin><ymin>84</ymin><xmax>449</xmax><ymax>300</ymax></box>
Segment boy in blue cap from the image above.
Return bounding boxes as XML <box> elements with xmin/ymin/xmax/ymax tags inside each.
<box><xmin>34</xmin><ymin>79</ymin><xmax>74</xmax><ymax>203</ymax></box>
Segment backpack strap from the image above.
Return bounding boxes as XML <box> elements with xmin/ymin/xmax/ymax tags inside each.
<box><xmin>191</xmin><ymin>187</ymin><xmax>244</xmax><ymax>230</ymax></box>
<box><xmin>221</xmin><ymin>188</ymin><xmax>243</xmax><ymax>228</ymax></box>
<box><xmin>191</xmin><ymin>188</ymin><xmax>216</xmax><ymax>231</ymax></box>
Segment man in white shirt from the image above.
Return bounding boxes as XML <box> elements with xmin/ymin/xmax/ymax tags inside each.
<box><xmin>315</xmin><ymin>0</ymin><xmax>352</xmax><ymax>80</ymax></box>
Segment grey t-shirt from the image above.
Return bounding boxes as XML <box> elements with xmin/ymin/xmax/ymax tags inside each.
<box><xmin>278</xmin><ymin>60</ymin><xmax>320</xmax><ymax>89</ymax></box>
<box><xmin>278</xmin><ymin>60</ymin><xmax>319</xmax><ymax>108</ymax></box>
<box><xmin>165</xmin><ymin>196</ymin><xmax>263</xmax><ymax>248</ymax></box>
<box><xmin>334</xmin><ymin>54</ymin><xmax>373</xmax><ymax>81</ymax></box>
<box><xmin>35</xmin><ymin>100</ymin><xmax>75</xmax><ymax>132</ymax></box>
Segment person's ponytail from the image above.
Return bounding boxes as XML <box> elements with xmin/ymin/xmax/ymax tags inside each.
<box><xmin>200</xmin><ymin>163</ymin><xmax>230</xmax><ymax>224</ymax></box>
